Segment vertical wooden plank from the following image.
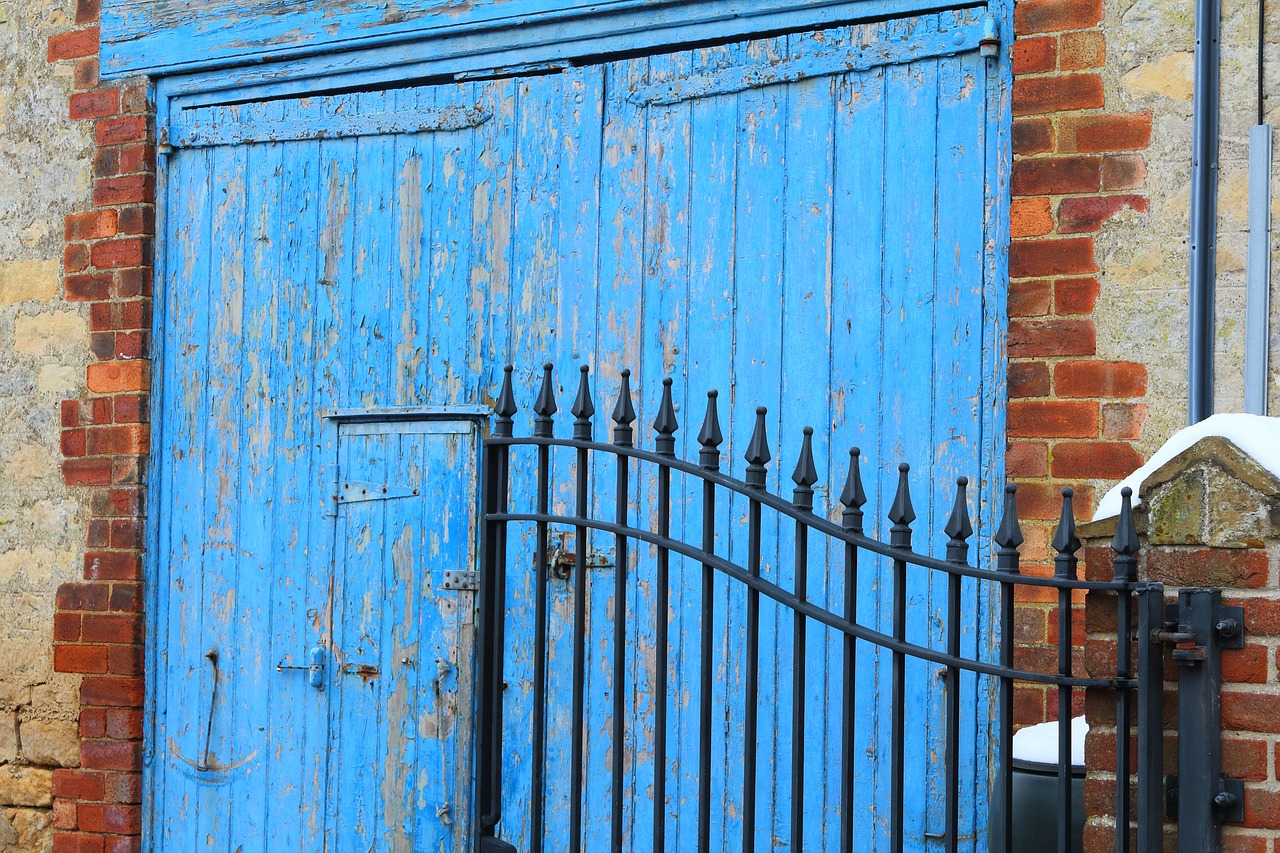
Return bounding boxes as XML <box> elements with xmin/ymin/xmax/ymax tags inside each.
<box><xmin>778</xmin><ymin>27</ymin><xmax>839</xmax><ymax>849</ymax></box>
<box><xmin>681</xmin><ymin>39</ymin><xmax>742</xmax><ymax>853</ymax></box>
<box><xmin>155</xmin><ymin>139</ymin><xmax>214</xmax><ymax>851</ymax></box>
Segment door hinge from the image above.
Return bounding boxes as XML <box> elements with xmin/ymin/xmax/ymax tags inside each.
<box><xmin>337</xmin><ymin>480</ymin><xmax>420</xmax><ymax>504</ymax></box>
<box><xmin>441</xmin><ymin>570</ymin><xmax>478</xmax><ymax>591</ymax></box>
<box><xmin>979</xmin><ymin>14</ymin><xmax>1000</xmax><ymax>58</ymax></box>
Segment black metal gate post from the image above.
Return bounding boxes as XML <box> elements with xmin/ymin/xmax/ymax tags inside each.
<box><xmin>1158</xmin><ymin>589</ymin><xmax>1246</xmax><ymax>853</ymax></box>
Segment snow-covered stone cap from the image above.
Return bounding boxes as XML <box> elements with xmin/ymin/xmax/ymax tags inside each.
<box><xmin>1096</xmin><ymin>413</ymin><xmax>1280</xmax><ymax>520</ymax></box>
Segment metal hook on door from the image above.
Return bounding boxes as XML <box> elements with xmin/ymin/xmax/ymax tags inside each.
<box><xmin>198</xmin><ymin>649</ymin><xmax>218</xmax><ymax>773</ymax></box>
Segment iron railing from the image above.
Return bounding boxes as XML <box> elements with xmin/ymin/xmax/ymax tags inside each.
<box><xmin>473</xmin><ymin>364</ymin><xmax>1165</xmax><ymax>853</ymax></box>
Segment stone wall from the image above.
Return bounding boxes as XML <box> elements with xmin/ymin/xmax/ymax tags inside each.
<box><xmin>0</xmin><ymin>0</ymin><xmax>95</xmax><ymax>849</ymax></box>
<box><xmin>1097</xmin><ymin>0</ymin><xmax>1280</xmax><ymax>441</ymax></box>
<box><xmin>1081</xmin><ymin>437</ymin><xmax>1280</xmax><ymax>851</ymax></box>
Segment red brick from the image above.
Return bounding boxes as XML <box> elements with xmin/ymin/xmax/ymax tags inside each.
<box><xmin>1059</xmin><ymin>30</ymin><xmax>1105</xmax><ymax>69</ymax></box>
<box><xmin>117</xmin><ymin>204</ymin><xmax>155</xmax><ymax>235</ymax></box>
<box><xmin>65</xmin><ymin>273</ymin><xmax>113</xmax><ymax>302</ymax></box>
<box><xmin>96</xmin><ymin>116</ymin><xmax>149</xmax><ymax>147</ymax></box>
<box><xmin>52</xmin><ymin>801</ymin><xmax>82</xmax><ymax>831</ymax></box>
<box><xmin>76</xmin><ymin>803</ymin><xmax>142</xmax><ymax>834</ymax></box>
<box><xmin>120</xmin><ymin>86</ymin><xmax>150</xmax><ymax>115</ymax></box>
<box><xmin>89</xmin><ymin>303</ymin><xmax>115</xmax><ymax>331</ymax></box>
<box><xmin>1224</xmin><ymin>693</ymin><xmax>1280</xmax><ymax>734</ymax></box>
<box><xmin>55</xmin><ymin>613</ymin><xmax>82</xmax><ymax>642</ymax></box>
<box><xmin>86</xmin><ymin>425</ymin><xmax>148</xmax><ymax>456</ymax></box>
<box><xmin>1009</xmin><ymin>400</ymin><xmax>1099</xmax><ymax>438</ymax></box>
<box><xmin>1060</xmin><ymin>113</ymin><xmax>1153</xmax><ymax>153</ymax></box>
<box><xmin>56</xmin><ymin>583</ymin><xmax>109</xmax><ymax>611</ymax></box>
<box><xmin>61</xmin><ymin>399</ymin><xmax>82</xmax><ymax>428</ymax></box>
<box><xmin>1220</xmin><ymin>737</ymin><xmax>1270</xmax><ymax>781</ymax></box>
<box><xmin>120</xmin><ymin>300</ymin><xmax>151</xmax><ymax>330</ymax></box>
<box><xmin>1101</xmin><ymin>154</ymin><xmax>1147</xmax><ymax>190</ymax></box>
<box><xmin>1009</xmin><ymin>317</ymin><xmax>1097</xmax><ymax>357</ymax></box>
<box><xmin>1233</xmin><ymin>596</ymin><xmax>1280</xmax><ymax>636</ymax></box>
<box><xmin>1050</xmin><ymin>441</ymin><xmax>1143</xmax><ymax>479</ymax></box>
<box><xmin>73</xmin><ymin>58</ymin><xmax>99</xmax><ymax>91</ymax></box>
<box><xmin>1059</xmin><ymin>194</ymin><xmax>1148</xmax><ymax>233</ymax></box>
<box><xmin>65</xmin><ymin>242</ymin><xmax>90</xmax><ymax>274</ymax></box>
<box><xmin>114</xmin><ymin>331</ymin><xmax>146</xmax><ymax>360</ymax></box>
<box><xmin>93</xmin><ymin>148</ymin><xmax>120</xmax><ymax>179</ymax></box>
<box><xmin>1012</xmin><ymin>156</ymin><xmax>1103</xmax><ymax>195</ymax></box>
<box><xmin>109</xmin><ymin>520</ymin><xmax>144</xmax><ymax>550</ymax></box>
<box><xmin>107</xmin><ymin>644</ymin><xmax>143</xmax><ymax>676</ymax></box>
<box><xmin>1015</xmin><ymin>0</ymin><xmax>1103</xmax><ymax>32</ymax></box>
<box><xmin>1013</xmin><ymin>117</ymin><xmax>1055</xmax><ymax>155</ymax></box>
<box><xmin>92</xmin><ymin>398</ymin><xmax>112</xmax><ymax>424</ymax></box>
<box><xmin>1014</xmin><ymin>482</ymin><xmax>1097</xmax><ymax>520</ymax></box>
<box><xmin>114</xmin><ymin>268</ymin><xmax>150</xmax><ymax>299</ymax></box>
<box><xmin>86</xmin><ymin>519</ymin><xmax>110</xmax><ymax>548</ymax></box>
<box><xmin>76</xmin><ymin>0</ymin><xmax>100</xmax><ymax>23</ymax></box>
<box><xmin>1010</xmin><ymin>278</ymin><xmax>1053</xmax><ymax>315</ymax></box>
<box><xmin>53</xmin><ymin>831</ymin><xmax>105</xmax><ymax>853</ymax></box>
<box><xmin>80</xmin><ymin>708</ymin><xmax>106</xmax><ymax>739</ymax></box>
<box><xmin>1146</xmin><ymin>548</ymin><xmax>1269</xmax><ymax>589</ymax></box>
<box><xmin>101</xmin><ymin>769</ymin><xmax>142</xmax><ymax>803</ymax></box>
<box><xmin>80</xmin><ymin>614</ymin><xmax>142</xmax><ymax>645</ymax></box>
<box><xmin>1055</xmin><ymin>276</ymin><xmax>1101</xmax><ymax>314</ymax></box>
<box><xmin>65</xmin><ymin>210</ymin><xmax>118</xmax><ymax>242</ymax></box>
<box><xmin>113</xmin><ymin>394</ymin><xmax>148</xmax><ymax>424</ymax></box>
<box><xmin>86</xmin><ymin>361</ymin><xmax>149</xmax><ymax>394</ymax></box>
<box><xmin>111</xmin><ymin>457</ymin><xmax>144</xmax><ymax>487</ymax></box>
<box><xmin>1011</xmin><ymin>238</ymin><xmax>1098</xmax><ymax>278</ymax></box>
<box><xmin>1011</xmin><ymin>198</ymin><xmax>1055</xmax><ymax>239</ymax></box>
<box><xmin>1054</xmin><ymin>360</ymin><xmax>1147</xmax><ymax>397</ymax></box>
<box><xmin>1222</xmin><ymin>644</ymin><xmax>1270</xmax><ymax>684</ymax></box>
<box><xmin>1008</xmin><ymin>440</ymin><xmax>1049</xmax><ymax>477</ymax></box>
<box><xmin>1013</xmin><ymin>36</ymin><xmax>1058</xmax><ymax>73</ymax></box>
<box><xmin>1009</xmin><ymin>360</ymin><xmax>1051</xmax><ymax>397</ymax></box>
<box><xmin>69</xmin><ymin>88</ymin><xmax>119</xmax><ymax>121</ymax></box>
<box><xmin>90</xmin><ymin>238</ymin><xmax>148</xmax><ymax>269</ymax></box>
<box><xmin>62</xmin><ymin>428</ymin><xmax>87</xmax><ymax>457</ymax></box>
<box><xmin>1013</xmin><ymin>74</ymin><xmax>1105</xmax><ymax>116</ymax></box>
<box><xmin>89</xmin><ymin>331</ymin><xmax>115</xmax><ymax>360</ymax></box>
<box><xmin>80</xmin><ymin>676</ymin><xmax>144</xmax><ymax>708</ymax></box>
<box><xmin>1100</xmin><ymin>402</ymin><xmax>1147</xmax><ymax>440</ymax></box>
<box><xmin>48</xmin><ymin>27</ymin><xmax>99</xmax><ymax>61</ymax></box>
<box><xmin>93</xmin><ymin>175</ymin><xmax>153</xmax><ymax>207</ymax></box>
<box><xmin>105</xmin><ymin>837</ymin><xmax>142</xmax><ymax>853</ymax></box>
<box><xmin>104</xmin><ymin>710</ymin><xmax>143</xmax><ymax>742</ymax></box>
<box><xmin>64</xmin><ymin>458</ymin><xmax>113</xmax><ymax>487</ymax></box>
<box><xmin>81</xmin><ymin>741</ymin><xmax>143</xmax><ymax>772</ymax></box>
<box><xmin>55</xmin><ymin>644</ymin><xmax>109</xmax><ymax>674</ymax></box>
<box><xmin>84</xmin><ymin>552</ymin><xmax>142</xmax><ymax>581</ymax></box>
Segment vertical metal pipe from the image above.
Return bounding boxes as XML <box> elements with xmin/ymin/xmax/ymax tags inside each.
<box><xmin>943</xmin><ymin>477</ymin><xmax>972</xmax><ymax>853</ymax></box>
<box><xmin>888</xmin><ymin>464</ymin><xmax>914</xmax><ymax>853</ymax></box>
<box><xmin>1245</xmin><ymin>124</ymin><xmax>1273</xmax><ymax>415</ymax></box>
<box><xmin>532</xmin><ymin>440</ymin><xmax>550</xmax><ymax>853</ymax></box>
<box><xmin>995</xmin><ymin>484</ymin><xmax>1024</xmax><ymax>853</ymax></box>
<box><xmin>1115</xmin><ymin>590</ymin><xmax>1133</xmax><ymax>853</ymax></box>
<box><xmin>1189</xmin><ymin>0</ymin><xmax>1223</xmax><ymax>423</ymax></box>
<box><xmin>1136</xmin><ymin>586</ymin><xmax>1165</xmax><ymax>853</ymax></box>
<box><xmin>1057</xmin><ymin>588</ymin><xmax>1073</xmax><ymax>853</ymax></box>
<box><xmin>839</xmin><ymin>449</ymin><xmax>865</xmax><ymax>853</ymax></box>
<box><xmin>697</xmin><ymin>476</ymin><xmax>716</xmax><ymax>853</ymax></box>
<box><xmin>791</xmin><ymin>518</ymin><xmax>808</xmax><ymax>852</ymax></box>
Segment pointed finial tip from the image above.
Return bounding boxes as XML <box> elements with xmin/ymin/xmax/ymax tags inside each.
<box><xmin>580</xmin><ymin>364</ymin><xmax>589</xmax><ymax>374</ymax></box>
<box><xmin>663</xmin><ymin>377</ymin><xmax>673</xmax><ymax>387</ymax></box>
<box><xmin>708</xmin><ymin>389</ymin><xmax>718</xmax><ymax>399</ymax></box>
<box><xmin>1062</xmin><ymin>487</ymin><xmax>1074</xmax><ymax>498</ymax></box>
<box><xmin>543</xmin><ymin>361</ymin><xmax>553</xmax><ymax>371</ymax></box>
<box><xmin>620</xmin><ymin>368</ymin><xmax>631</xmax><ymax>378</ymax></box>
<box><xmin>957</xmin><ymin>476</ymin><xmax>968</xmax><ymax>487</ymax></box>
<box><xmin>756</xmin><ymin>405</ymin><xmax>767</xmax><ymax>415</ymax></box>
<box><xmin>898</xmin><ymin>462</ymin><xmax>910</xmax><ymax>473</ymax></box>
<box><xmin>1005</xmin><ymin>483</ymin><xmax>1018</xmax><ymax>494</ymax></box>
<box><xmin>504</xmin><ymin>364</ymin><xmax>514</xmax><ymax>374</ymax></box>
<box><xmin>1121</xmin><ymin>486</ymin><xmax>1133</xmax><ymax>498</ymax></box>
<box><xmin>803</xmin><ymin>426</ymin><xmax>813</xmax><ymax>436</ymax></box>
<box><xmin>851</xmin><ymin>447</ymin><xmax>860</xmax><ymax>458</ymax></box>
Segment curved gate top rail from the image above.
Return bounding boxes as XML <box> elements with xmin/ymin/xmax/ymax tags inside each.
<box><xmin>474</xmin><ymin>363</ymin><xmax>1165</xmax><ymax>853</ymax></box>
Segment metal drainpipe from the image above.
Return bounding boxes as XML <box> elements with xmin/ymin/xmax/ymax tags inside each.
<box><xmin>1244</xmin><ymin>0</ymin><xmax>1271</xmax><ymax>415</ymax></box>
<box><xmin>1189</xmin><ymin>0</ymin><xmax>1222</xmax><ymax>424</ymax></box>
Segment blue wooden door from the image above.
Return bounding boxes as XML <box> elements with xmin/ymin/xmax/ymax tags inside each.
<box><xmin>328</xmin><ymin>417</ymin><xmax>479</xmax><ymax>850</ymax></box>
<box><xmin>149</xmin><ymin>9</ymin><xmax>1007</xmax><ymax>851</ymax></box>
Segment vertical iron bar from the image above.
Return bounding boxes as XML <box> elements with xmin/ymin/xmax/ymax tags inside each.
<box><xmin>652</xmin><ymin>377</ymin><xmax>678</xmax><ymax>853</ymax></box>
<box><xmin>790</xmin><ymin>428</ymin><xmax>817</xmax><ymax>852</ymax></box>
<box><xmin>995</xmin><ymin>484</ymin><xmax>1024</xmax><ymax>853</ymax></box>
<box><xmin>1115</xmin><ymin>590</ymin><xmax>1133</xmax><ymax>853</ymax></box>
<box><xmin>531</xmin><ymin>363</ymin><xmax>557</xmax><ymax>853</ymax></box>
<box><xmin>888</xmin><ymin>464</ymin><xmax>915</xmax><ymax>853</ymax></box>
<box><xmin>569</xmin><ymin>366</ymin><xmax>594</xmax><ymax>853</ymax></box>
<box><xmin>1053</xmin><ymin>488</ymin><xmax>1081</xmax><ymax>853</ymax></box>
<box><xmin>611</xmin><ymin>370</ymin><xmax>636</xmax><ymax>853</ymax></box>
<box><xmin>1136</xmin><ymin>585</ymin><xmax>1164</xmax><ymax>853</ymax></box>
<box><xmin>696</xmin><ymin>391</ymin><xmax>722</xmax><ymax>853</ymax></box>
<box><xmin>1113</xmin><ymin>488</ymin><xmax>1142</xmax><ymax>853</ymax></box>
<box><xmin>944</xmin><ymin>477</ymin><xmax>973</xmax><ymax>853</ymax></box>
<box><xmin>839</xmin><ymin>449</ymin><xmax>865</xmax><ymax>853</ymax></box>
<box><xmin>742</xmin><ymin>407</ymin><xmax>770</xmax><ymax>853</ymax></box>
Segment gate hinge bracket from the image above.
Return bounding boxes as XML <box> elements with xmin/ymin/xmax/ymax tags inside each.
<box><xmin>1164</xmin><ymin>775</ymin><xmax>1245</xmax><ymax>823</ymax></box>
<box><xmin>441</xmin><ymin>570</ymin><xmax>479</xmax><ymax>591</ymax></box>
<box><xmin>979</xmin><ymin>14</ymin><xmax>1000</xmax><ymax>57</ymax></box>
<box><xmin>337</xmin><ymin>480</ymin><xmax>420</xmax><ymax>504</ymax></box>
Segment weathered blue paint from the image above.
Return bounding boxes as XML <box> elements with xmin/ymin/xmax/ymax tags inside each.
<box><xmin>146</xmin><ymin>7</ymin><xmax>1011</xmax><ymax>851</ymax></box>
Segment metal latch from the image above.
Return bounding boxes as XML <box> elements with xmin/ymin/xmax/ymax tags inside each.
<box><xmin>277</xmin><ymin>646</ymin><xmax>325</xmax><ymax>690</ymax></box>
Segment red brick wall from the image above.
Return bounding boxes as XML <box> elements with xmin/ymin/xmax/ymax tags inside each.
<box><xmin>47</xmin><ymin>0</ymin><xmax>154</xmax><ymax>849</ymax></box>
<box><xmin>1007</xmin><ymin>0</ymin><xmax>1153</xmax><ymax>726</ymax></box>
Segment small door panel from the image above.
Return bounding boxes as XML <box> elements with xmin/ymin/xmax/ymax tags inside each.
<box><xmin>328</xmin><ymin>419</ymin><xmax>479</xmax><ymax>851</ymax></box>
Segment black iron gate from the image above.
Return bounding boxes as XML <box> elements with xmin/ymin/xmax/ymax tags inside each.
<box><xmin>472</xmin><ymin>364</ymin><xmax>1239</xmax><ymax>853</ymax></box>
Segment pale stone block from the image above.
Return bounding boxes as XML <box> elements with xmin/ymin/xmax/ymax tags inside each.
<box><xmin>0</xmin><ymin>261</ymin><xmax>58</xmax><ymax>306</ymax></box>
<box><xmin>35</xmin><ymin>364</ymin><xmax>76</xmax><ymax>392</ymax></box>
<box><xmin>1121</xmin><ymin>52</ymin><xmax>1194</xmax><ymax>101</ymax></box>
<box><xmin>18</xmin><ymin>719</ymin><xmax>79</xmax><ymax>769</ymax></box>
<box><xmin>0</xmin><ymin>767</ymin><xmax>52</xmax><ymax>808</ymax></box>
<box><xmin>12</xmin><ymin>311</ymin><xmax>85</xmax><ymax>355</ymax></box>
<box><xmin>0</xmin><ymin>714</ymin><xmax>16</xmax><ymax>764</ymax></box>
<box><xmin>3</xmin><ymin>445</ymin><xmax>54</xmax><ymax>482</ymax></box>
<box><xmin>0</xmin><ymin>807</ymin><xmax>53</xmax><ymax>853</ymax></box>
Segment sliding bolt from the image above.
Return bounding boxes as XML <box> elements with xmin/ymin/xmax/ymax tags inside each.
<box><xmin>1216</xmin><ymin>618</ymin><xmax>1241</xmax><ymax>639</ymax></box>
<box><xmin>1214</xmin><ymin>790</ymin><xmax>1238</xmax><ymax>809</ymax></box>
